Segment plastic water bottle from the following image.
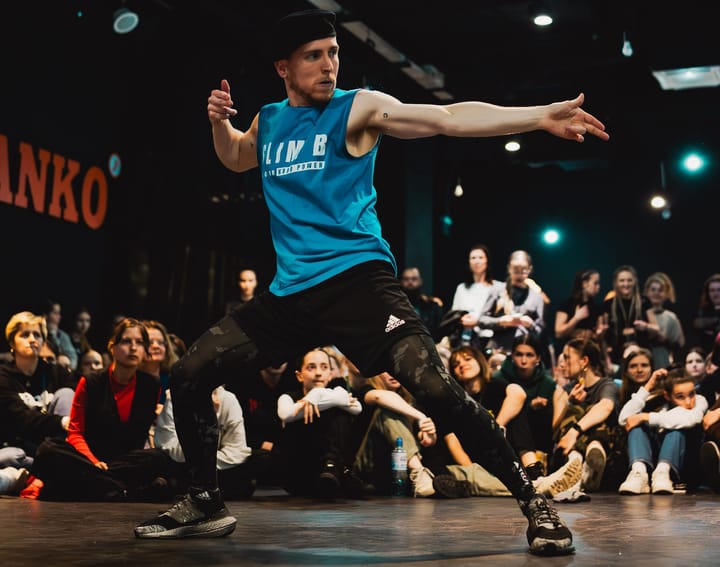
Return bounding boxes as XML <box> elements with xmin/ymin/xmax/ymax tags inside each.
<box><xmin>460</xmin><ymin>327</ymin><xmax>473</xmax><ymax>345</ymax></box>
<box><xmin>391</xmin><ymin>437</ymin><xmax>408</xmax><ymax>496</ymax></box>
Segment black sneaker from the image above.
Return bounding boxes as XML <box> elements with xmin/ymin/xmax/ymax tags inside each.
<box><xmin>521</xmin><ymin>494</ymin><xmax>575</xmax><ymax>556</ymax></box>
<box><xmin>340</xmin><ymin>467</ymin><xmax>372</xmax><ymax>499</ymax></box>
<box><xmin>316</xmin><ymin>462</ymin><xmax>342</xmax><ymax>499</ymax></box>
<box><xmin>134</xmin><ymin>490</ymin><xmax>236</xmax><ymax>539</ymax></box>
<box><xmin>700</xmin><ymin>441</ymin><xmax>720</xmax><ymax>493</ymax></box>
<box><xmin>432</xmin><ymin>474</ymin><xmax>472</xmax><ymax>498</ymax></box>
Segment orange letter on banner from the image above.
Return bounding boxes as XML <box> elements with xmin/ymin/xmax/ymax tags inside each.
<box><xmin>48</xmin><ymin>154</ymin><xmax>80</xmax><ymax>223</ymax></box>
<box><xmin>81</xmin><ymin>166</ymin><xmax>108</xmax><ymax>230</ymax></box>
<box><xmin>16</xmin><ymin>142</ymin><xmax>50</xmax><ymax>212</ymax></box>
<box><xmin>0</xmin><ymin>134</ymin><xmax>11</xmax><ymax>204</ymax></box>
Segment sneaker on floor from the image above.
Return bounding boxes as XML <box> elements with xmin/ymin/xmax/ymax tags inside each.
<box><xmin>618</xmin><ymin>469</ymin><xmax>650</xmax><ymax>495</ymax></box>
<box><xmin>700</xmin><ymin>441</ymin><xmax>720</xmax><ymax>493</ymax></box>
<box><xmin>651</xmin><ymin>468</ymin><xmax>674</xmax><ymax>495</ymax></box>
<box><xmin>533</xmin><ymin>455</ymin><xmax>583</xmax><ymax>498</ymax></box>
<box><xmin>316</xmin><ymin>461</ymin><xmax>342</xmax><ymax>499</ymax></box>
<box><xmin>581</xmin><ymin>444</ymin><xmax>606</xmax><ymax>492</ymax></box>
<box><xmin>432</xmin><ymin>474</ymin><xmax>472</xmax><ymax>498</ymax></box>
<box><xmin>409</xmin><ymin>467</ymin><xmax>435</xmax><ymax>497</ymax></box>
<box><xmin>521</xmin><ymin>494</ymin><xmax>575</xmax><ymax>556</ymax></box>
<box><xmin>134</xmin><ymin>490</ymin><xmax>236</xmax><ymax>539</ymax></box>
<box><xmin>1</xmin><ymin>467</ymin><xmax>29</xmax><ymax>496</ymax></box>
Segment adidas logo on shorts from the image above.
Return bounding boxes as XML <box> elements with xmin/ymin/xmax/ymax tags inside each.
<box><xmin>385</xmin><ymin>314</ymin><xmax>406</xmax><ymax>333</ymax></box>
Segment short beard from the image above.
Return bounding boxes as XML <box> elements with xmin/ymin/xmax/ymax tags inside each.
<box><xmin>287</xmin><ymin>79</ymin><xmax>333</xmax><ymax>106</ymax></box>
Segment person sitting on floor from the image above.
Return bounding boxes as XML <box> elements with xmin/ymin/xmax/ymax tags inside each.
<box><xmin>349</xmin><ymin>368</ymin><xmax>470</xmax><ymax>498</ymax></box>
<box><xmin>271</xmin><ymin>348</ymin><xmax>362</xmax><ymax>498</ymax></box>
<box><xmin>0</xmin><ymin>311</ymin><xmax>72</xmax><ymax>458</ymax></box>
<box><xmin>31</xmin><ymin>318</ymin><xmax>176</xmax><ymax>501</ymax></box>
<box><xmin>618</xmin><ymin>367</ymin><xmax>707</xmax><ymax>494</ymax></box>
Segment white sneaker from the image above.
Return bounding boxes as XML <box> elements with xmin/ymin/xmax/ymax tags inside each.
<box><xmin>619</xmin><ymin>469</ymin><xmax>650</xmax><ymax>495</ymax></box>
<box><xmin>409</xmin><ymin>467</ymin><xmax>435</xmax><ymax>497</ymax></box>
<box><xmin>581</xmin><ymin>443</ymin><xmax>606</xmax><ymax>492</ymax></box>
<box><xmin>533</xmin><ymin>455</ymin><xmax>583</xmax><ymax>497</ymax></box>
<box><xmin>0</xmin><ymin>467</ymin><xmax>29</xmax><ymax>496</ymax></box>
<box><xmin>651</xmin><ymin>468</ymin><xmax>674</xmax><ymax>494</ymax></box>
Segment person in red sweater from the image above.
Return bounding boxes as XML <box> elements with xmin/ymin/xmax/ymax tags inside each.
<box><xmin>31</xmin><ymin>318</ymin><xmax>177</xmax><ymax>501</ymax></box>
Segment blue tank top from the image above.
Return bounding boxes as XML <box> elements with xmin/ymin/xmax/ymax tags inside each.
<box><xmin>257</xmin><ymin>88</ymin><xmax>395</xmax><ymax>296</ymax></box>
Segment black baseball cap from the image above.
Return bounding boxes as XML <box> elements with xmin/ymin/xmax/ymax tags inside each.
<box><xmin>269</xmin><ymin>9</ymin><xmax>337</xmax><ymax>61</ymax></box>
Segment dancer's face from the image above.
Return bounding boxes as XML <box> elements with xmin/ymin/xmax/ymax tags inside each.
<box><xmin>276</xmin><ymin>37</ymin><xmax>339</xmax><ymax>107</ymax></box>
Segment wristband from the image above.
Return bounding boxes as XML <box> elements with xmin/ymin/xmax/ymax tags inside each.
<box><xmin>571</xmin><ymin>422</ymin><xmax>583</xmax><ymax>434</ymax></box>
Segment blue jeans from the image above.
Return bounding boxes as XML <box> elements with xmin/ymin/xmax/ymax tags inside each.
<box><xmin>627</xmin><ymin>424</ymin><xmax>685</xmax><ymax>475</ymax></box>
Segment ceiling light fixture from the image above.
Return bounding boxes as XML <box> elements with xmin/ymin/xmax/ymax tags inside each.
<box><xmin>622</xmin><ymin>32</ymin><xmax>633</xmax><ymax>57</ymax></box>
<box><xmin>530</xmin><ymin>1</ymin><xmax>553</xmax><ymax>27</ymax></box>
<box><xmin>652</xmin><ymin>66</ymin><xmax>720</xmax><ymax>90</ymax></box>
<box><xmin>453</xmin><ymin>179</ymin><xmax>464</xmax><ymax>198</ymax></box>
<box><xmin>113</xmin><ymin>7</ymin><xmax>139</xmax><ymax>34</ymax></box>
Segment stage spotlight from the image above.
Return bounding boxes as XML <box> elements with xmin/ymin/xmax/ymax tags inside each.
<box><xmin>113</xmin><ymin>7</ymin><xmax>139</xmax><ymax>34</ymax></box>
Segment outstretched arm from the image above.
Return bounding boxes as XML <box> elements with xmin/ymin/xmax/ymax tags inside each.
<box><xmin>207</xmin><ymin>79</ymin><xmax>260</xmax><ymax>172</ymax></box>
<box><xmin>349</xmin><ymin>90</ymin><xmax>609</xmax><ymax>146</ymax></box>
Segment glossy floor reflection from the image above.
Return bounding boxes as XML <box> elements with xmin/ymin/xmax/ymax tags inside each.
<box><xmin>2</xmin><ymin>488</ymin><xmax>718</xmax><ymax>566</ymax></box>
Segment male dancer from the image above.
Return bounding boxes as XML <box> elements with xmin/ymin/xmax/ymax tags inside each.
<box><xmin>135</xmin><ymin>9</ymin><xmax>609</xmax><ymax>555</ymax></box>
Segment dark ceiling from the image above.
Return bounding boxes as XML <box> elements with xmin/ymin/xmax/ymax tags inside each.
<box><xmin>7</xmin><ymin>0</ymin><xmax>717</xmax><ymax>172</ymax></box>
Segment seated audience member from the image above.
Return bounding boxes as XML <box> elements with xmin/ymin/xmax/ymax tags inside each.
<box><xmin>231</xmin><ymin>361</ymin><xmax>293</xmax><ymax>486</ymax></box>
<box><xmin>618</xmin><ymin>368</ymin><xmax>707</xmax><ymax>494</ymax></box>
<box><xmin>400</xmin><ymin>267</ymin><xmax>446</xmax><ymax>342</ymax></box>
<box><xmin>42</xmin><ymin>299</ymin><xmax>78</xmax><ymax>371</ymax></box>
<box><xmin>448</xmin><ymin>345</ymin><xmax>527</xmax><ymax>447</ymax></box>
<box><xmin>553</xmin><ymin>335</ymin><xmax>624</xmax><ymax>499</ymax></box>
<box><xmin>445</xmin><ymin>344</ymin><xmax>580</xmax><ymax>498</ymax></box>
<box><xmin>699</xmin><ymin>344</ymin><xmax>720</xmax><ymax>491</ymax></box>
<box><xmin>31</xmin><ymin>318</ymin><xmax>175</xmax><ymax>502</ymax></box>
<box><xmin>554</xmin><ymin>269</ymin><xmax>604</xmax><ymax>354</ymax></box>
<box><xmin>272</xmin><ymin>348</ymin><xmax>361</xmax><ymax>498</ymax></box>
<box><xmin>350</xmin><ymin>370</ymin><xmax>469</xmax><ymax>498</ymax></box>
<box><xmin>141</xmin><ymin>320</ymin><xmax>179</xmax><ymax>416</ymax></box>
<box><xmin>155</xmin><ymin>386</ymin><xmax>255</xmax><ymax>500</ymax></box>
<box><xmin>494</xmin><ymin>334</ymin><xmax>574</xmax><ymax>486</ymax></box>
<box><xmin>77</xmin><ymin>349</ymin><xmax>105</xmax><ymax>377</ymax></box>
<box><xmin>225</xmin><ymin>268</ymin><xmax>259</xmax><ymax>316</ymax></box>
<box><xmin>618</xmin><ymin>348</ymin><xmax>654</xmax><ymax>408</ymax></box>
<box><xmin>0</xmin><ymin>311</ymin><xmax>71</xmax><ymax>457</ymax></box>
<box><xmin>69</xmin><ymin>307</ymin><xmax>94</xmax><ymax>363</ymax></box>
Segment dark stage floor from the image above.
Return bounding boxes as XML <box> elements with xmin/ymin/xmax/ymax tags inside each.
<box><xmin>2</xmin><ymin>488</ymin><xmax>718</xmax><ymax>566</ymax></box>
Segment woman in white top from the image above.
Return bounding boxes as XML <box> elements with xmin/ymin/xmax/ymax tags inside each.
<box><xmin>450</xmin><ymin>244</ymin><xmax>503</xmax><ymax>349</ymax></box>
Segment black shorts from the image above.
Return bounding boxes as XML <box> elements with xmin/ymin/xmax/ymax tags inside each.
<box><xmin>230</xmin><ymin>261</ymin><xmax>429</xmax><ymax>376</ymax></box>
